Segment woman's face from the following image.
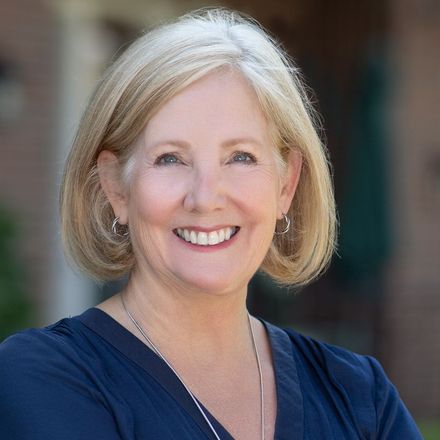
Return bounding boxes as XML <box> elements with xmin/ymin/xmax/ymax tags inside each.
<box><xmin>115</xmin><ymin>70</ymin><xmax>300</xmax><ymax>295</ymax></box>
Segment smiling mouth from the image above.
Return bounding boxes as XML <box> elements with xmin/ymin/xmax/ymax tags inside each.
<box><xmin>173</xmin><ymin>226</ymin><xmax>240</xmax><ymax>246</ymax></box>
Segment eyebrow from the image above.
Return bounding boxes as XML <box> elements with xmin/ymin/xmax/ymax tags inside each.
<box><xmin>222</xmin><ymin>137</ymin><xmax>263</xmax><ymax>148</ymax></box>
<box><xmin>149</xmin><ymin>137</ymin><xmax>263</xmax><ymax>150</ymax></box>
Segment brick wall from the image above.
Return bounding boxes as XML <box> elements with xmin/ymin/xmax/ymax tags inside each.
<box><xmin>0</xmin><ymin>0</ymin><xmax>58</xmax><ymax>314</ymax></box>
<box><xmin>383</xmin><ymin>0</ymin><xmax>440</xmax><ymax>418</ymax></box>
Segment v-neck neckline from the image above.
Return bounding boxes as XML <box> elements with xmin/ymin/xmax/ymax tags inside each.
<box><xmin>75</xmin><ymin>307</ymin><xmax>303</xmax><ymax>440</ymax></box>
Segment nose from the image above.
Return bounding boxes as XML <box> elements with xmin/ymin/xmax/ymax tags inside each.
<box><xmin>183</xmin><ymin>165</ymin><xmax>227</xmax><ymax>213</ymax></box>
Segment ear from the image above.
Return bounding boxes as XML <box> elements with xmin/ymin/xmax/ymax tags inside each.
<box><xmin>97</xmin><ymin>150</ymin><xmax>129</xmax><ymax>225</ymax></box>
<box><xmin>278</xmin><ymin>149</ymin><xmax>302</xmax><ymax>218</ymax></box>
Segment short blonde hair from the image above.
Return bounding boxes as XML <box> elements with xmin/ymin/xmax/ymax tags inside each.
<box><xmin>60</xmin><ymin>8</ymin><xmax>336</xmax><ymax>286</ymax></box>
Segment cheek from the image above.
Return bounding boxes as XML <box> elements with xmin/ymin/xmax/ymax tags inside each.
<box><xmin>128</xmin><ymin>170</ymin><xmax>187</xmax><ymax>218</ymax></box>
<box><xmin>127</xmin><ymin>175</ymin><xmax>182</xmax><ymax>260</ymax></box>
<box><xmin>228</xmin><ymin>167</ymin><xmax>281</xmax><ymax>212</ymax></box>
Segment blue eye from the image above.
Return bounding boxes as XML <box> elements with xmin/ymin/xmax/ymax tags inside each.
<box><xmin>155</xmin><ymin>153</ymin><xmax>182</xmax><ymax>166</ymax></box>
<box><xmin>232</xmin><ymin>152</ymin><xmax>257</xmax><ymax>164</ymax></box>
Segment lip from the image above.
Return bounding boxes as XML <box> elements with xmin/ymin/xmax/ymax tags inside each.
<box><xmin>173</xmin><ymin>225</ymin><xmax>238</xmax><ymax>233</ymax></box>
<box><xmin>172</xmin><ymin>226</ymin><xmax>240</xmax><ymax>252</ymax></box>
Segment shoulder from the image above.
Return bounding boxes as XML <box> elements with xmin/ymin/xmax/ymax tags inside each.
<box><xmin>0</xmin><ymin>318</ymin><xmax>125</xmax><ymax>439</ymax></box>
<box><xmin>0</xmin><ymin>317</ymin><xmax>91</xmax><ymax>371</ymax></box>
<box><xmin>0</xmin><ymin>317</ymin><xmax>96</xmax><ymax>396</ymax></box>
<box><xmin>1</xmin><ymin>319</ymin><xmax>71</xmax><ymax>364</ymax></box>
<box><xmin>0</xmin><ymin>314</ymin><xmax>118</xmax><ymax>410</ymax></box>
<box><xmin>284</xmin><ymin>326</ymin><xmax>378</xmax><ymax>389</ymax></box>
<box><xmin>0</xmin><ymin>313</ymin><xmax>118</xmax><ymax>391</ymax></box>
<box><xmin>282</xmin><ymin>327</ymin><xmax>422</xmax><ymax>438</ymax></box>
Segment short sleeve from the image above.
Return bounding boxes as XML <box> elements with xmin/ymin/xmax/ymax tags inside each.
<box><xmin>365</xmin><ymin>356</ymin><xmax>423</xmax><ymax>439</ymax></box>
<box><xmin>0</xmin><ymin>329</ymin><xmax>124</xmax><ymax>440</ymax></box>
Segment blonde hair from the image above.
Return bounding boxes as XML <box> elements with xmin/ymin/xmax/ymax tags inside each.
<box><xmin>60</xmin><ymin>8</ymin><xmax>336</xmax><ymax>286</ymax></box>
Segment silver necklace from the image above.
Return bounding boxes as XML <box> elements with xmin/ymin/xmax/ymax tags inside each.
<box><xmin>121</xmin><ymin>294</ymin><xmax>265</xmax><ymax>440</ymax></box>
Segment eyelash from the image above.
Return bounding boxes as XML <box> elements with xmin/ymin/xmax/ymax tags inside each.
<box><xmin>230</xmin><ymin>151</ymin><xmax>257</xmax><ymax>164</ymax></box>
<box><xmin>154</xmin><ymin>153</ymin><xmax>183</xmax><ymax>166</ymax></box>
<box><xmin>154</xmin><ymin>151</ymin><xmax>257</xmax><ymax>166</ymax></box>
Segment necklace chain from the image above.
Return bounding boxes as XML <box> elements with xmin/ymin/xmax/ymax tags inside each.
<box><xmin>120</xmin><ymin>293</ymin><xmax>265</xmax><ymax>440</ymax></box>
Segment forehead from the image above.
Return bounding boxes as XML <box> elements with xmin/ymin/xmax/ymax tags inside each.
<box><xmin>140</xmin><ymin>69</ymin><xmax>274</xmax><ymax>149</ymax></box>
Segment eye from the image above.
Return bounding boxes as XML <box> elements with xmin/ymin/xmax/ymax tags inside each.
<box><xmin>231</xmin><ymin>151</ymin><xmax>257</xmax><ymax>164</ymax></box>
<box><xmin>154</xmin><ymin>153</ymin><xmax>183</xmax><ymax>166</ymax></box>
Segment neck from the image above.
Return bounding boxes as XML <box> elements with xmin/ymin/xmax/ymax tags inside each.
<box><xmin>120</xmin><ymin>269</ymin><xmax>253</xmax><ymax>362</ymax></box>
<box><xmin>117</xmin><ymin>271</ymin><xmax>266</xmax><ymax>440</ymax></box>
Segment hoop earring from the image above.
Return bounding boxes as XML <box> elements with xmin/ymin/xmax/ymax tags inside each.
<box><xmin>111</xmin><ymin>217</ymin><xmax>129</xmax><ymax>237</ymax></box>
<box><xmin>274</xmin><ymin>213</ymin><xmax>290</xmax><ymax>235</ymax></box>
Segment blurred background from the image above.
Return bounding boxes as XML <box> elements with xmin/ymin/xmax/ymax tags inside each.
<box><xmin>0</xmin><ymin>0</ymin><xmax>439</xmax><ymax>435</ymax></box>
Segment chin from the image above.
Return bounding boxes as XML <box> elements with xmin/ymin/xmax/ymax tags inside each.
<box><xmin>178</xmin><ymin>273</ymin><xmax>246</xmax><ymax>297</ymax></box>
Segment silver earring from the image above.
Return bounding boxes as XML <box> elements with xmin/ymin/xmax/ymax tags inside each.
<box><xmin>111</xmin><ymin>217</ymin><xmax>129</xmax><ymax>237</ymax></box>
<box><xmin>275</xmin><ymin>213</ymin><xmax>290</xmax><ymax>235</ymax></box>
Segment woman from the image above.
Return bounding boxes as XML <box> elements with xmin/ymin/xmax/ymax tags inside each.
<box><xmin>0</xmin><ymin>8</ymin><xmax>421</xmax><ymax>439</ymax></box>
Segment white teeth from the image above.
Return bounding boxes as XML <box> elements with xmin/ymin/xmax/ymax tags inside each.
<box><xmin>208</xmin><ymin>231</ymin><xmax>219</xmax><ymax>245</ymax></box>
<box><xmin>197</xmin><ymin>232</ymin><xmax>208</xmax><ymax>245</ymax></box>
<box><xmin>176</xmin><ymin>227</ymin><xmax>237</xmax><ymax>246</ymax></box>
<box><xmin>190</xmin><ymin>230</ymin><xmax>197</xmax><ymax>244</ymax></box>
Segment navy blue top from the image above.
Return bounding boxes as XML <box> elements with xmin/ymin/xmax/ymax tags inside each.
<box><xmin>0</xmin><ymin>308</ymin><xmax>421</xmax><ymax>439</ymax></box>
